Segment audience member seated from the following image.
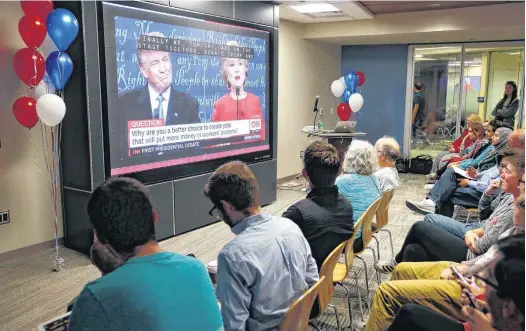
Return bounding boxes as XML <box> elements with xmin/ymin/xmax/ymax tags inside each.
<box><xmin>204</xmin><ymin>161</ymin><xmax>319</xmax><ymax>331</ymax></box>
<box><xmin>69</xmin><ymin>177</ymin><xmax>222</xmax><ymax>331</ymax></box>
<box><xmin>408</xmin><ymin>126</ymin><xmax>513</xmax><ymax>214</ymax></box>
<box><xmin>387</xmin><ymin>234</ymin><xmax>525</xmax><ymax>331</ymax></box>
<box><xmin>375</xmin><ymin>157</ymin><xmax>523</xmax><ymax>273</ymax></box>
<box><xmin>336</xmin><ymin>139</ymin><xmax>382</xmax><ymax>252</ymax></box>
<box><xmin>363</xmin><ymin>194</ymin><xmax>525</xmax><ymax>331</ymax></box>
<box><xmin>428</xmin><ymin>113</ymin><xmax>482</xmax><ymax>178</ymax></box>
<box><xmin>374</xmin><ymin>136</ymin><xmax>401</xmax><ymax>192</ymax></box>
<box><xmin>282</xmin><ymin>141</ymin><xmax>354</xmax><ymax>270</ymax></box>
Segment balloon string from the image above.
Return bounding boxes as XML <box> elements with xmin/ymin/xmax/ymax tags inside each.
<box><xmin>32</xmin><ymin>49</ymin><xmax>38</xmax><ymax>88</ymax></box>
<box><xmin>29</xmin><ymin>128</ymin><xmax>42</xmax><ymax>173</ymax></box>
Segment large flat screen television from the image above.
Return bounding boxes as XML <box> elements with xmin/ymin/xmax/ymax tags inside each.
<box><xmin>101</xmin><ymin>2</ymin><xmax>272</xmax><ymax>182</ymax></box>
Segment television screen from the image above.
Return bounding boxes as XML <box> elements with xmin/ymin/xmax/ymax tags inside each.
<box><xmin>101</xmin><ymin>2</ymin><xmax>271</xmax><ymax>177</ymax></box>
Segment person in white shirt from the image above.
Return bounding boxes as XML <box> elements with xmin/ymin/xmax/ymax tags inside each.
<box><xmin>374</xmin><ymin>136</ymin><xmax>401</xmax><ymax>192</ymax></box>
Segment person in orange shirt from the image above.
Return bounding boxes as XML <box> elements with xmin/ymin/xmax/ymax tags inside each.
<box><xmin>211</xmin><ymin>41</ymin><xmax>265</xmax><ymax>140</ymax></box>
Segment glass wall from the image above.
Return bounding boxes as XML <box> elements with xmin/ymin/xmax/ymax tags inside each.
<box><xmin>407</xmin><ymin>42</ymin><xmax>524</xmax><ymax>158</ymax></box>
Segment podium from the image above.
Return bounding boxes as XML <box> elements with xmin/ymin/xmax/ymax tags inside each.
<box><xmin>302</xmin><ymin>129</ymin><xmax>366</xmax><ymax>159</ymax></box>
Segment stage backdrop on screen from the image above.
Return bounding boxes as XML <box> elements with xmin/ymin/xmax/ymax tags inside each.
<box><xmin>101</xmin><ymin>3</ymin><xmax>272</xmax><ymax>178</ymax></box>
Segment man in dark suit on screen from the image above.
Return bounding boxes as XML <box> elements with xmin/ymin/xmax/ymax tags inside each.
<box><xmin>118</xmin><ymin>32</ymin><xmax>200</xmax><ymax>126</ymax></box>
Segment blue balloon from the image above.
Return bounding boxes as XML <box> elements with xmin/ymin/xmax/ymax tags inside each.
<box><xmin>46</xmin><ymin>51</ymin><xmax>73</xmax><ymax>91</ymax></box>
<box><xmin>340</xmin><ymin>89</ymin><xmax>352</xmax><ymax>103</ymax></box>
<box><xmin>344</xmin><ymin>71</ymin><xmax>358</xmax><ymax>94</ymax></box>
<box><xmin>47</xmin><ymin>9</ymin><xmax>79</xmax><ymax>51</ymax></box>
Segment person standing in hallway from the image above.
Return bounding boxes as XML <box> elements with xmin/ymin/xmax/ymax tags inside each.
<box><xmin>491</xmin><ymin>81</ymin><xmax>519</xmax><ymax>128</ymax></box>
<box><xmin>412</xmin><ymin>82</ymin><xmax>430</xmax><ymax>147</ymax></box>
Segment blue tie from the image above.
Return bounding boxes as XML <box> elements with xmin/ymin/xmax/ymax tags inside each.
<box><xmin>153</xmin><ymin>95</ymin><xmax>164</xmax><ymax>119</ymax></box>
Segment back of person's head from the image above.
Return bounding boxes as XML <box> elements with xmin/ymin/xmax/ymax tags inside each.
<box><xmin>466</xmin><ymin>113</ymin><xmax>482</xmax><ymax>124</ymax></box>
<box><xmin>509</xmin><ymin>129</ymin><xmax>525</xmax><ymax>149</ymax></box>
<box><xmin>375</xmin><ymin>136</ymin><xmax>400</xmax><ymax>162</ymax></box>
<box><xmin>343</xmin><ymin>139</ymin><xmax>376</xmax><ymax>176</ymax></box>
<box><xmin>489</xmin><ymin>119</ymin><xmax>505</xmax><ymax>131</ymax></box>
<box><xmin>87</xmin><ymin>177</ymin><xmax>156</xmax><ymax>254</ymax></box>
<box><xmin>203</xmin><ymin>161</ymin><xmax>260</xmax><ymax>212</ymax></box>
<box><xmin>414</xmin><ymin>82</ymin><xmax>423</xmax><ymax>91</ymax></box>
<box><xmin>303</xmin><ymin>141</ymin><xmax>341</xmax><ymax>188</ymax></box>
<box><xmin>494</xmin><ymin>234</ymin><xmax>525</xmax><ymax>320</ymax></box>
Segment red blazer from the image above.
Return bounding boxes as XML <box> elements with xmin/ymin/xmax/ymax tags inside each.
<box><xmin>211</xmin><ymin>92</ymin><xmax>265</xmax><ymax>140</ymax></box>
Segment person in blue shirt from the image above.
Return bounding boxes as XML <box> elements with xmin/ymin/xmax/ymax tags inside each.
<box><xmin>68</xmin><ymin>177</ymin><xmax>223</xmax><ymax>331</ymax></box>
<box><xmin>204</xmin><ymin>161</ymin><xmax>319</xmax><ymax>331</ymax></box>
<box><xmin>336</xmin><ymin>139</ymin><xmax>382</xmax><ymax>253</ymax></box>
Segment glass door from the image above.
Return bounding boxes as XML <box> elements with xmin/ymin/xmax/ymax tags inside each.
<box><xmin>462</xmin><ymin>42</ymin><xmax>525</xmax><ymax>128</ymax></box>
<box><xmin>410</xmin><ymin>45</ymin><xmax>462</xmax><ymax>158</ymax></box>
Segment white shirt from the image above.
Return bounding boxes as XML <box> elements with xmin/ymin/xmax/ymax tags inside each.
<box><xmin>148</xmin><ymin>84</ymin><xmax>171</xmax><ymax>122</ymax></box>
<box><xmin>374</xmin><ymin>167</ymin><xmax>400</xmax><ymax>192</ymax></box>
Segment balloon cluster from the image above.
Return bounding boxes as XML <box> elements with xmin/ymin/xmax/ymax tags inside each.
<box><xmin>12</xmin><ymin>1</ymin><xmax>79</xmax><ymax>129</ymax></box>
<box><xmin>330</xmin><ymin>71</ymin><xmax>365</xmax><ymax>121</ymax></box>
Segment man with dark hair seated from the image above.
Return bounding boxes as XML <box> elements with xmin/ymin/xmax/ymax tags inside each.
<box><xmin>282</xmin><ymin>140</ymin><xmax>354</xmax><ymax>270</ymax></box>
<box><xmin>387</xmin><ymin>234</ymin><xmax>525</xmax><ymax>331</ymax></box>
<box><xmin>69</xmin><ymin>177</ymin><xmax>222</xmax><ymax>331</ymax></box>
<box><xmin>204</xmin><ymin>161</ymin><xmax>318</xmax><ymax>331</ymax></box>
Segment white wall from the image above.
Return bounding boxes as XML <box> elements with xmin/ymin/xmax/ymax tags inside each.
<box><xmin>0</xmin><ymin>3</ymin><xmax>61</xmax><ymax>254</ymax></box>
<box><xmin>277</xmin><ymin>19</ymin><xmax>341</xmax><ymax>179</ymax></box>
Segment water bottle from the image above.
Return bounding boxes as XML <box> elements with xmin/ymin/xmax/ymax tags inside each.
<box><xmin>317</xmin><ymin>109</ymin><xmax>324</xmax><ymax>131</ymax></box>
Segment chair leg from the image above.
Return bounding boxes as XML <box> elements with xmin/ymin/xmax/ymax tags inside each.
<box><xmin>372</xmin><ymin>235</ymin><xmax>381</xmax><ymax>260</ymax></box>
<box><xmin>308</xmin><ymin>321</ymin><xmax>321</xmax><ymax>331</ymax></box>
<box><xmin>353</xmin><ymin>270</ymin><xmax>366</xmax><ymax>322</ymax></box>
<box><xmin>328</xmin><ymin>304</ymin><xmax>342</xmax><ymax>331</ymax></box>
<box><xmin>337</xmin><ymin>282</ymin><xmax>353</xmax><ymax>327</ymax></box>
<box><xmin>366</xmin><ymin>247</ymin><xmax>381</xmax><ymax>285</ymax></box>
<box><xmin>356</xmin><ymin>255</ymin><xmax>371</xmax><ymax>305</ymax></box>
<box><xmin>379</xmin><ymin>229</ymin><xmax>395</xmax><ymax>258</ymax></box>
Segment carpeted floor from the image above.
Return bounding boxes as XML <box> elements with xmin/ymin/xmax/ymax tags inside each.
<box><xmin>0</xmin><ymin>173</ymin><xmax>428</xmax><ymax>331</ymax></box>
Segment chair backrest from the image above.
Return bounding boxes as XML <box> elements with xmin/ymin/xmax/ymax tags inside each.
<box><xmin>374</xmin><ymin>189</ymin><xmax>395</xmax><ymax>229</ymax></box>
<box><xmin>280</xmin><ymin>276</ymin><xmax>326</xmax><ymax>331</ymax></box>
<box><xmin>356</xmin><ymin>197</ymin><xmax>382</xmax><ymax>253</ymax></box>
<box><xmin>317</xmin><ymin>241</ymin><xmax>346</xmax><ymax>312</ymax></box>
<box><xmin>343</xmin><ymin>216</ymin><xmax>364</xmax><ymax>274</ymax></box>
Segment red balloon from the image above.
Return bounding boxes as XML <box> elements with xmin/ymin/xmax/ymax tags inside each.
<box><xmin>13</xmin><ymin>48</ymin><xmax>45</xmax><ymax>87</ymax></box>
<box><xmin>20</xmin><ymin>0</ymin><xmax>53</xmax><ymax>18</ymax></box>
<box><xmin>357</xmin><ymin>71</ymin><xmax>366</xmax><ymax>86</ymax></box>
<box><xmin>18</xmin><ymin>15</ymin><xmax>47</xmax><ymax>48</ymax></box>
<box><xmin>337</xmin><ymin>103</ymin><xmax>352</xmax><ymax>121</ymax></box>
<box><xmin>13</xmin><ymin>96</ymin><xmax>39</xmax><ymax>129</ymax></box>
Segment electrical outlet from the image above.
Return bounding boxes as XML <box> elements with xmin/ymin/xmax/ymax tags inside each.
<box><xmin>0</xmin><ymin>210</ymin><xmax>10</xmax><ymax>225</ymax></box>
<box><xmin>300</xmin><ymin>151</ymin><xmax>304</xmax><ymax>159</ymax></box>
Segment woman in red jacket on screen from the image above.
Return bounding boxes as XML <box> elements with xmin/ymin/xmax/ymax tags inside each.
<box><xmin>211</xmin><ymin>41</ymin><xmax>265</xmax><ymax>140</ymax></box>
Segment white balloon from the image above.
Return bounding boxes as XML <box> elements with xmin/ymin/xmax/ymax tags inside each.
<box><xmin>36</xmin><ymin>94</ymin><xmax>66</xmax><ymax>126</ymax></box>
<box><xmin>349</xmin><ymin>93</ymin><xmax>364</xmax><ymax>113</ymax></box>
<box><xmin>339</xmin><ymin>76</ymin><xmax>345</xmax><ymax>84</ymax></box>
<box><xmin>330</xmin><ymin>80</ymin><xmax>345</xmax><ymax>98</ymax></box>
<box><xmin>33</xmin><ymin>80</ymin><xmax>56</xmax><ymax>99</ymax></box>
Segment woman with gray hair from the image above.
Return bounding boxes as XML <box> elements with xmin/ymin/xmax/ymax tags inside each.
<box><xmin>336</xmin><ymin>139</ymin><xmax>382</xmax><ymax>252</ymax></box>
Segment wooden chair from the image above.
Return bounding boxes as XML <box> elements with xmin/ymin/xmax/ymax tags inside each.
<box><xmin>310</xmin><ymin>241</ymin><xmax>346</xmax><ymax>331</ymax></box>
<box><xmin>332</xmin><ymin>217</ymin><xmax>365</xmax><ymax>324</ymax></box>
<box><xmin>371</xmin><ymin>189</ymin><xmax>396</xmax><ymax>260</ymax></box>
<box><xmin>280</xmin><ymin>276</ymin><xmax>326</xmax><ymax>331</ymax></box>
<box><xmin>353</xmin><ymin>197</ymin><xmax>383</xmax><ymax>302</ymax></box>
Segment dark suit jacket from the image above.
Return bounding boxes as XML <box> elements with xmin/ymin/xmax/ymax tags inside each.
<box><xmin>118</xmin><ymin>86</ymin><xmax>200</xmax><ymax>126</ymax></box>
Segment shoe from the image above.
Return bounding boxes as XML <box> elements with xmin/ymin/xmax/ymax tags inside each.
<box><xmin>406</xmin><ymin>199</ymin><xmax>436</xmax><ymax>214</ymax></box>
<box><xmin>424</xmin><ymin>184</ymin><xmax>435</xmax><ymax>191</ymax></box>
<box><xmin>352</xmin><ymin>320</ymin><xmax>367</xmax><ymax>331</ymax></box>
<box><xmin>374</xmin><ymin>257</ymin><xmax>398</xmax><ymax>274</ymax></box>
<box><xmin>426</xmin><ymin>173</ymin><xmax>437</xmax><ymax>181</ymax></box>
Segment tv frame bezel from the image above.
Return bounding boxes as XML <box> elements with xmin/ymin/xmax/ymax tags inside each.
<box><xmin>97</xmin><ymin>1</ymin><xmax>275</xmax><ymax>185</ymax></box>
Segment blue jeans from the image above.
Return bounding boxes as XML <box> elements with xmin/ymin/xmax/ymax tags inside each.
<box><xmin>424</xmin><ymin>214</ymin><xmax>481</xmax><ymax>239</ymax></box>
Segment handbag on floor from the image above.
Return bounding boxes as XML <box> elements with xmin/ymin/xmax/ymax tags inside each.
<box><xmin>409</xmin><ymin>155</ymin><xmax>433</xmax><ymax>174</ymax></box>
<box><xmin>395</xmin><ymin>157</ymin><xmax>409</xmax><ymax>173</ymax></box>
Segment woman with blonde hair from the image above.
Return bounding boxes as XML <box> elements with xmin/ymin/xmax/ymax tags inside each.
<box><xmin>336</xmin><ymin>139</ymin><xmax>382</xmax><ymax>252</ymax></box>
<box><xmin>210</xmin><ymin>41</ymin><xmax>265</xmax><ymax>140</ymax></box>
<box><xmin>427</xmin><ymin>113</ymin><xmax>483</xmax><ymax>182</ymax></box>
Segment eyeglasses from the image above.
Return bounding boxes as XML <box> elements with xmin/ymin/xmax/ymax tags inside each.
<box><xmin>208</xmin><ymin>205</ymin><xmax>222</xmax><ymax>220</ymax></box>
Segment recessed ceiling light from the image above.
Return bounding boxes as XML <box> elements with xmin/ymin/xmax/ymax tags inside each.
<box><xmin>428</xmin><ymin>3</ymin><xmax>441</xmax><ymax>8</ymax></box>
<box><xmin>414</xmin><ymin>54</ymin><xmax>423</xmax><ymax>58</ymax></box>
<box><xmin>289</xmin><ymin>3</ymin><xmax>339</xmax><ymax>14</ymax></box>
